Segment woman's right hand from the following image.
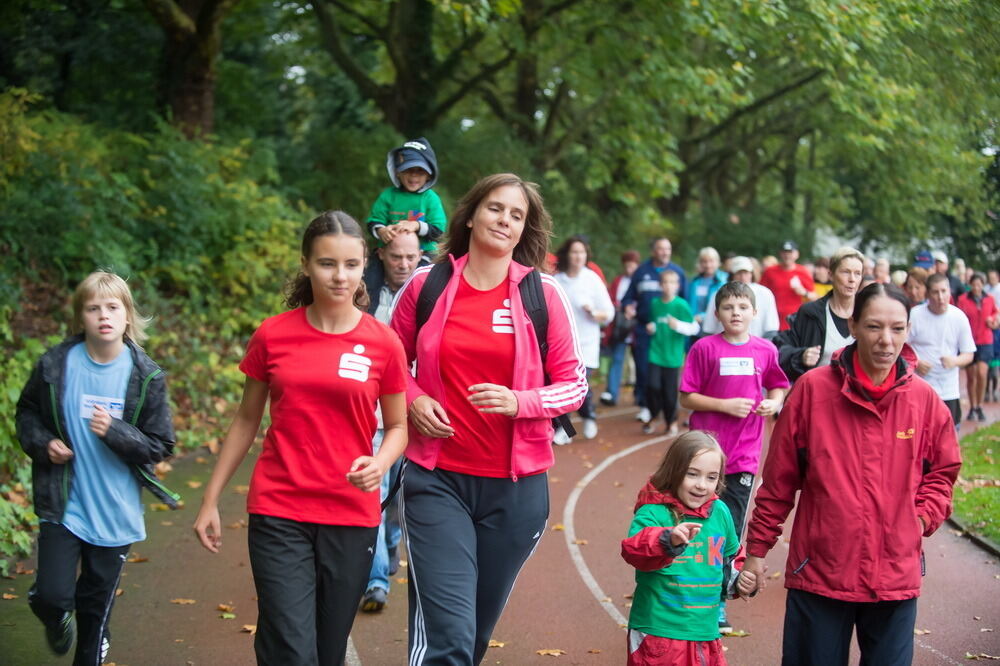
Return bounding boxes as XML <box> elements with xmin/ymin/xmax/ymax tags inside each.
<box><xmin>409</xmin><ymin>395</ymin><xmax>455</xmax><ymax>438</ymax></box>
<box><xmin>801</xmin><ymin>345</ymin><xmax>821</xmax><ymax>368</ymax></box>
<box><xmin>193</xmin><ymin>503</ymin><xmax>223</xmax><ymax>553</ymax></box>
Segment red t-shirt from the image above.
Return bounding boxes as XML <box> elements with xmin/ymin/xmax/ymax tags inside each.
<box><xmin>239</xmin><ymin>308</ymin><xmax>408</xmax><ymax>526</ymax></box>
<box><xmin>957</xmin><ymin>292</ymin><xmax>999</xmax><ymax>345</ymax></box>
<box><xmin>760</xmin><ymin>264</ymin><xmax>815</xmax><ymax>330</ymax></box>
<box><xmin>436</xmin><ymin>276</ymin><xmax>516</xmax><ymax>477</ymax></box>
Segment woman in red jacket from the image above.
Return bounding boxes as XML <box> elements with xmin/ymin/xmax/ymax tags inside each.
<box><xmin>957</xmin><ymin>272</ymin><xmax>999</xmax><ymax>422</ymax></box>
<box><xmin>742</xmin><ymin>282</ymin><xmax>961</xmax><ymax>666</ymax></box>
<box><xmin>390</xmin><ymin>173</ymin><xmax>586</xmax><ymax>665</ymax></box>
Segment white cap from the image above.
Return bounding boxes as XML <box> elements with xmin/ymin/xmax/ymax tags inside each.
<box><xmin>729</xmin><ymin>256</ymin><xmax>753</xmax><ymax>274</ymax></box>
<box><xmin>931</xmin><ymin>250</ymin><xmax>948</xmax><ymax>264</ymax></box>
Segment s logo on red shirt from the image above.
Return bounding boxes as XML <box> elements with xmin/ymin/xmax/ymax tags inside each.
<box><xmin>492</xmin><ymin>298</ymin><xmax>514</xmax><ymax>334</ymax></box>
<box><xmin>339</xmin><ymin>344</ymin><xmax>373</xmax><ymax>382</ymax></box>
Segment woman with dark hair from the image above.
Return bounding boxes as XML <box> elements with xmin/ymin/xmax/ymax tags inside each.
<box><xmin>774</xmin><ymin>246</ymin><xmax>865</xmax><ymax>381</ymax></box>
<box><xmin>743</xmin><ymin>283</ymin><xmax>961</xmax><ymax>665</ymax></box>
<box><xmin>390</xmin><ymin>173</ymin><xmax>586</xmax><ymax>664</ymax></box>
<box><xmin>193</xmin><ymin>211</ymin><xmax>409</xmax><ymax>665</ymax></box>
<box><xmin>553</xmin><ymin>235</ymin><xmax>613</xmax><ymax>442</ymax></box>
<box><xmin>957</xmin><ymin>271</ymin><xmax>999</xmax><ymax>421</ymax></box>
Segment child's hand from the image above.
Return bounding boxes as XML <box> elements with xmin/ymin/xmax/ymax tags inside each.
<box><xmin>755</xmin><ymin>399</ymin><xmax>778</xmax><ymax>417</ymax></box>
<box><xmin>723</xmin><ymin>398</ymin><xmax>755</xmax><ymax>418</ymax></box>
<box><xmin>737</xmin><ymin>569</ymin><xmax>758</xmax><ymax>598</ymax></box>
<box><xmin>645</xmin><ymin>322</ymin><xmax>656</xmax><ymax>335</ymax></box>
<box><xmin>398</xmin><ymin>220</ymin><xmax>420</xmax><ymax>234</ymax></box>
<box><xmin>377</xmin><ymin>226</ymin><xmax>397</xmax><ymax>244</ymax></box>
<box><xmin>347</xmin><ymin>456</ymin><xmax>384</xmax><ymax>492</ymax></box>
<box><xmin>666</xmin><ymin>316</ymin><xmax>679</xmax><ymax>330</ymax></box>
<box><xmin>47</xmin><ymin>439</ymin><xmax>73</xmax><ymax>464</ymax></box>
<box><xmin>669</xmin><ymin>522</ymin><xmax>702</xmax><ymax>547</ymax></box>
<box><xmin>193</xmin><ymin>503</ymin><xmax>222</xmax><ymax>553</ymax></box>
<box><xmin>89</xmin><ymin>405</ymin><xmax>112</xmax><ymax>437</ymax></box>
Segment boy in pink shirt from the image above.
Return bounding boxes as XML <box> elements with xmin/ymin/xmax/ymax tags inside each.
<box><xmin>680</xmin><ymin>281</ymin><xmax>789</xmax><ymax>632</ymax></box>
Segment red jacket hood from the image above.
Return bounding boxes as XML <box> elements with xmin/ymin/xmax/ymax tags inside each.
<box><xmin>633</xmin><ymin>480</ymin><xmax>716</xmax><ymax>519</ymax></box>
<box><xmin>829</xmin><ymin>342</ymin><xmax>918</xmax><ymax>396</ymax></box>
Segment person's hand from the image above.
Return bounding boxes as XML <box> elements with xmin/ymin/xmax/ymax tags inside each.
<box><xmin>193</xmin><ymin>503</ymin><xmax>222</xmax><ymax>553</ymax></box>
<box><xmin>790</xmin><ymin>275</ymin><xmax>806</xmax><ymax>296</ymax></box>
<box><xmin>742</xmin><ymin>555</ymin><xmax>768</xmax><ymax>594</ymax></box>
<box><xmin>645</xmin><ymin>322</ymin><xmax>656</xmax><ymax>335</ymax></box>
<box><xmin>737</xmin><ymin>569</ymin><xmax>758</xmax><ymax>598</ymax></box>
<box><xmin>409</xmin><ymin>395</ymin><xmax>455</xmax><ymax>437</ymax></box>
<box><xmin>670</xmin><ymin>522</ymin><xmax>702</xmax><ymax>547</ymax></box>
<box><xmin>468</xmin><ymin>383</ymin><xmax>518</xmax><ymax>417</ymax></box>
<box><xmin>89</xmin><ymin>405</ymin><xmax>112</xmax><ymax>438</ymax></box>
<box><xmin>667</xmin><ymin>315</ymin><xmax>680</xmax><ymax>330</ymax></box>
<box><xmin>377</xmin><ymin>226</ymin><xmax>397</xmax><ymax>244</ymax></box>
<box><xmin>723</xmin><ymin>398</ymin><xmax>755</xmax><ymax>418</ymax></box>
<box><xmin>624</xmin><ymin>303</ymin><xmax>637</xmax><ymax>320</ymax></box>
<box><xmin>916</xmin><ymin>358</ymin><xmax>933</xmax><ymax>376</ymax></box>
<box><xmin>801</xmin><ymin>345</ymin><xmax>821</xmax><ymax>368</ymax></box>
<box><xmin>755</xmin><ymin>399</ymin><xmax>779</xmax><ymax>417</ymax></box>
<box><xmin>397</xmin><ymin>220</ymin><xmax>420</xmax><ymax>234</ymax></box>
<box><xmin>47</xmin><ymin>439</ymin><xmax>73</xmax><ymax>464</ymax></box>
<box><xmin>940</xmin><ymin>356</ymin><xmax>959</xmax><ymax>370</ymax></box>
<box><xmin>347</xmin><ymin>456</ymin><xmax>383</xmax><ymax>492</ymax></box>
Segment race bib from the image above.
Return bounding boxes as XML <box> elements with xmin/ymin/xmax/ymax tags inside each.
<box><xmin>80</xmin><ymin>394</ymin><xmax>125</xmax><ymax>419</ymax></box>
<box><xmin>719</xmin><ymin>357</ymin><xmax>755</xmax><ymax>376</ymax></box>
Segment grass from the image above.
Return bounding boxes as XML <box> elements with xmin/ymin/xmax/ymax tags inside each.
<box><xmin>953</xmin><ymin>422</ymin><xmax>1000</xmax><ymax>546</ymax></box>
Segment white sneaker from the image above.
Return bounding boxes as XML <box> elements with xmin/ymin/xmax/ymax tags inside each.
<box><xmin>553</xmin><ymin>427</ymin><xmax>571</xmax><ymax>446</ymax></box>
<box><xmin>636</xmin><ymin>407</ymin><xmax>651</xmax><ymax>423</ymax></box>
<box><xmin>583</xmin><ymin>419</ymin><xmax>598</xmax><ymax>439</ymax></box>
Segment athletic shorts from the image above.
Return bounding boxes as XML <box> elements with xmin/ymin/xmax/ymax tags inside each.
<box><xmin>974</xmin><ymin>344</ymin><xmax>995</xmax><ymax>364</ymax></box>
<box><xmin>944</xmin><ymin>398</ymin><xmax>961</xmax><ymax>426</ymax></box>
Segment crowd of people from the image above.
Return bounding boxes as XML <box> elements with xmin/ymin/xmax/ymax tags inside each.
<box><xmin>12</xmin><ymin>134</ymin><xmax>984</xmax><ymax>666</ymax></box>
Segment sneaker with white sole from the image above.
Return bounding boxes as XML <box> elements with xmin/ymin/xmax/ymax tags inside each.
<box><xmin>361</xmin><ymin>587</ymin><xmax>387</xmax><ymax>612</ymax></box>
<box><xmin>45</xmin><ymin>611</ymin><xmax>75</xmax><ymax>656</ymax></box>
<box><xmin>553</xmin><ymin>426</ymin><xmax>571</xmax><ymax>446</ymax></box>
<box><xmin>635</xmin><ymin>407</ymin><xmax>651</xmax><ymax>423</ymax></box>
<box><xmin>582</xmin><ymin>419</ymin><xmax>597</xmax><ymax>439</ymax></box>
<box><xmin>599</xmin><ymin>392</ymin><xmax>615</xmax><ymax>406</ymax></box>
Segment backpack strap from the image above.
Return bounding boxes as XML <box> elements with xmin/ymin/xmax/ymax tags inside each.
<box><xmin>415</xmin><ymin>262</ymin><xmax>453</xmax><ymax>331</ymax></box>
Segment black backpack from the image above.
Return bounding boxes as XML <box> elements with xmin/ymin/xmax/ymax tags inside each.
<box><xmin>415</xmin><ymin>261</ymin><xmax>577</xmax><ymax>439</ymax></box>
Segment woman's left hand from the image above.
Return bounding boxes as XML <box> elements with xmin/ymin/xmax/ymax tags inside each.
<box><xmin>347</xmin><ymin>456</ymin><xmax>384</xmax><ymax>492</ymax></box>
<box><xmin>467</xmin><ymin>383</ymin><xmax>519</xmax><ymax>417</ymax></box>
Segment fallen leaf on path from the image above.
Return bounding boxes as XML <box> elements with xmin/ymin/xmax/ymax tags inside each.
<box><xmin>396</xmin><ymin>577</ymin><xmax>408</xmax><ymax>584</ymax></box>
<box><xmin>623</xmin><ymin>593</ymin><xmax>633</xmax><ymax>599</ymax></box>
<box><xmin>170</xmin><ymin>599</ymin><xmax>197</xmax><ymax>605</ymax></box>
<box><xmin>582</xmin><ymin>461</ymin><xmax>594</xmax><ymax>469</ymax></box>
<box><xmin>601</xmin><ymin>596</ymin><xmax>611</xmax><ymax>603</ymax></box>
<box><xmin>914</xmin><ymin>629</ymin><xmax>931</xmax><ymax>635</ymax></box>
<box><xmin>769</xmin><ymin>571</ymin><xmax>782</xmax><ymax>579</ymax></box>
<box><xmin>154</xmin><ymin>461</ymin><xmax>173</xmax><ymax>478</ymax></box>
<box><xmin>624</xmin><ymin>602</ymin><xmax>632</xmax><ymax>608</ymax></box>
<box><xmin>976</xmin><ymin>616</ymin><xmax>982</xmax><ymax>620</ymax></box>
<box><xmin>217</xmin><ymin>604</ymin><xmax>235</xmax><ymax>612</ymax></box>
<box><xmin>160</xmin><ymin>521</ymin><xmax>173</xmax><ymax>526</ymax></box>
<box><xmin>206</xmin><ymin>438</ymin><xmax>220</xmax><ymax>455</ymax></box>
<box><xmin>241</xmin><ymin>625</ymin><xmax>257</xmax><ymax>635</ymax></box>
<box><xmin>228</xmin><ymin>520</ymin><xmax>247</xmax><ymax>529</ymax></box>
<box><xmin>195</xmin><ymin>457</ymin><xmax>208</xmax><ymax>464</ymax></box>
<box><xmin>2</xmin><ymin>593</ymin><xmax>19</xmax><ymax>600</ymax></box>
<box><xmin>219</xmin><ymin>612</ymin><xmax>236</xmax><ymax>620</ymax></box>
<box><xmin>550</xmin><ymin>524</ymin><xmax>565</xmax><ymax>531</ymax></box>
<box><xmin>186</xmin><ymin>480</ymin><xmax>203</xmax><ymax>489</ymax></box>
<box><xmin>588</xmin><ymin>649</ymin><xmax>601</xmax><ymax>654</ymax></box>
<box><xmin>573</xmin><ymin>539</ymin><xmax>589</xmax><ymax>545</ymax></box>
<box><xmin>115</xmin><ymin>589</ymin><xmax>123</xmax><ymax>597</ymax></box>
<box><xmin>983</xmin><ymin>628</ymin><xmax>995</xmax><ymax>633</ymax></box>
<box><xmin>234</xmin><ymin>485</ymin><xmax>250</xmax><ymax>495</ymax></box>
<box><xmin>550</xmin><ymin>477</ymin><xmax>561</xmax><ymax>483</ymax></box>
<box><xmin>174</xmin><ymin>639</ymin><xmax>184</xmax><ymax>643</ymax></box>
<box><xmin>965</xmin><ymin>653</ymin><xmax>1000</xmax><ymax>660</ymax></box>
<box><xmin>15</xmin><ymin>563</ymin><xmax>33</xmax><ymax>575</ymax></box>
<box><xmin>149</xmin><ymin>503</ymin><xmax>170</xmax><ymax>512</ymax></box>
<box><xmin>613</xmin><ymin>481</ymin><xmax>623</xmax><ymax>487</ymax></box>
<box><xmin>726</xmin><ymin>630</ymin><xmax>750</xmax><ymax>637</ymax></box>
<box><xmin>536</xmin><ymin>649</ymin><xmax>566</xmax><ymax>656</ymax></box>
<box><xmin>399</xmin><ymin>559</ymin><xmax>408</xmax><ymax>567</ymax></box>
<box><xmin>488</xmin><ymin>639</ymin><xmax>505</xmax><ymax>648</ymax></box>
<box><xmin>127</xmin><ymin>554</ymin><xmax>148</xmax><ymax>563</ymax></box>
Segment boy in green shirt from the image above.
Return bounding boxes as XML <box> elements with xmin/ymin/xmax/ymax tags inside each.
<box><xmin>643</xmin><ymin>269</ymin><xmax>699</xmax><ymax>435</ymax></box>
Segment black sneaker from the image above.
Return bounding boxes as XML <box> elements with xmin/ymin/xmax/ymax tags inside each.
<box><xmin>387</xmin><ymin>546</ymin><xmax>401</xmax><ymax>576</ymax></box>
<box><xmin>360</xmin><ymin>587</ymin><xmax>387</xmax><ymax>613</ymax></box>
<box><xmin>977</xmin><ymin>406</ymin><xmax>987</xmax><ymax>422</ymax></box>
<box><xmin>45</xmin><ymin>611</ymin><xmax>75</xmax><ymax>655</ymax></box>
<box><xmin>641</xmin><ymin>422</ymin><xmax>655</xmax><ymax>435</ymax></box>
<box><xmin>967</xmin><ymin>409</ymin><xmax>977</xmax><ymax>421</ymax></box>
<box><xmin>599</xmin><ymin>392</ymin><xmax>616</xmax><ymax>407</ymax></box>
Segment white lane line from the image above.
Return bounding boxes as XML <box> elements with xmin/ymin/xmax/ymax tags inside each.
<box><xmin>915</xmin><ymin>639</ymin><xmax>964</xmax><ymax>665</ymax></box>
<box><xmin>346</xmin><ymin>636</ymin><xmax>361</xmax><ymax>665</ymax></box>
<box><xmin>562</xmin><ymin>435</ymin><xmax>669</xmax><ymax>627</ymax></box>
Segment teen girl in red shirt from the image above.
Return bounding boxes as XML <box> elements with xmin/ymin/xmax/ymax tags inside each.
<box><xmin>193</xmin><ymin>211</ymin><xmax>408</xmax><ymax>665</ymax></box>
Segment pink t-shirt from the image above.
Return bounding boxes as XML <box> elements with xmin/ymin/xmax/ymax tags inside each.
<box><xmin>680</xmin><ymin>334</ymin><xmax>790</xmax><ymax>475</ymax></box>
<box><xmin>240</xmin><ymin>308</ymin><xmax>408</xmax><ymax>527</ymax></box>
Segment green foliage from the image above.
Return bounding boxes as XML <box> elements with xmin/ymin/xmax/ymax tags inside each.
<box><xmin>954</xmin><ymin>422</ymin><xmax>1000</xmax><ymax>547</ymax></box>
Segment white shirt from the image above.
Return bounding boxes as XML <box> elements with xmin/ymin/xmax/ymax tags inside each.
<box><xmin>908</xmin><ymin>303</ymin><xmax>977</xmax><ymax>400</ymax></box>
<box><xmin>820</xmin><ymin>302</ymin><xmax>853</xmax><ymax>368</ymax></box>
<box><xmin>701</xmin><ymin>283</ymin><xmax>780</xmax><ymax>338</ymax></box>
<box><xmin>555</xmin><ymin>267</ymin><xmax>614</xmax><ymax>368</ymax></box>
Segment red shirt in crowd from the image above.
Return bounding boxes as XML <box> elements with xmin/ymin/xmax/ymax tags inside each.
<box><xmin>240</xmin><ymin>308</ymin><xmax>408</xmax><ymax>527</ymax></box>
<box><xmin>760</xmin><ymin>264</ymin><xmax>815</xmax><ymax>331</ymax></box>
<box><xmin>957</xmin><ymin>292</ymin><xmax>999</xmax><ymax>345</ymax></box>
<box><xmin>436</xmin><ymin>276</ymin><xmax>517</xmax><ymax>477</ymax></box>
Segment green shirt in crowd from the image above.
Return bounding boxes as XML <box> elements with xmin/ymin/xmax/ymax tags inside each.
<box><xmin>367</xmin><ymin>186</ymin><xmax>446</xmax><ymax>254</ymax></box>
<box><xmin>648</xmin><ymin>297</ymin><xmax>694</xmax><ymax>368</ymax></box>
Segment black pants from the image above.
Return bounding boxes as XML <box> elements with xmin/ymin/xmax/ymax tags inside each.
<box><xmin>578</xmin><ymin>368</ymin><xmax>596</xmax><ymax>420</ymax></box>
<box><xmin>645</xmin><ymin>364</ymin><xmax>679</xmax><ymax>425</ymax></box>
<box><xmin>401</xmin><ymin>462</ymin><xmax>549</xmax><ymax>665</ymax></box>
<box><xmin>632</xmin><ymin>331</ymin><xmax>650</xmax><ymax>406</ymax></box>
<box><xmin>719</xmin><ymin>472</ymin><xmax>755</xmax><ymax>540</ymax></box>
<box><xmin>782</xmin><ymin>588</ymin><xmax>917</xmax><ymax>666</ymax></box>
<box><xmin>248</xmin><ymin>514</ymin><xmax>377</xmax><ymax>666</ymax></box>
<box><xmin>28</xmin><ymin>522</ymin><xmax>129</xmax><ymax>666</ymax></box>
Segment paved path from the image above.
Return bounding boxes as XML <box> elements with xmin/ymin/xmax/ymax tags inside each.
<box><xmin>2</xmin><ymin>402</ymin><xmax>999</xmax><ymax>665</ymax></box>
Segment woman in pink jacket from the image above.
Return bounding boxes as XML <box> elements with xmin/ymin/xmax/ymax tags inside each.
<box><xmin>390</xmin><ymin>173</ymin><xmax>586</xmax><ymax>665</ymax></box>
<box><xmin>743</xmin><ymin>282</ymin><xmax>961</xmax><ymax>665</ymax></box>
